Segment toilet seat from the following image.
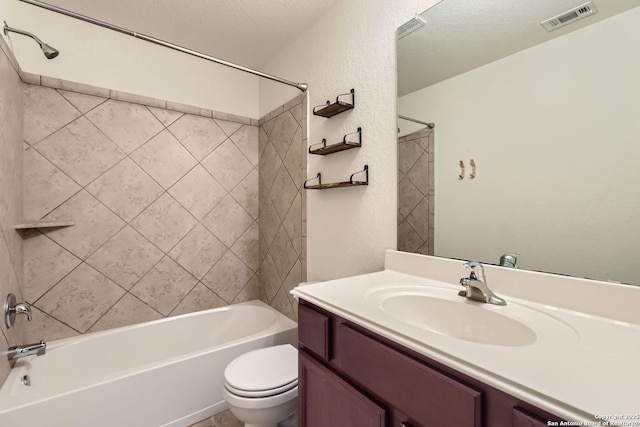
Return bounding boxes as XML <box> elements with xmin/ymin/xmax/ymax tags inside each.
<box><xmin>224</xmin><ymin>344</ymin><xmax>298</xmax><ymax>398</ymax></box>
<box><xmin>224</xmin><ymin>378</ymin><xmax>298</xmax><ymax>398</ymax></box>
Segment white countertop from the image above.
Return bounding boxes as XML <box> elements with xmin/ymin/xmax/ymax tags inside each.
<box><xmin>291</xmin><ymin>250</ymin><xmax>640</xmax><ymax>425</ymax></box>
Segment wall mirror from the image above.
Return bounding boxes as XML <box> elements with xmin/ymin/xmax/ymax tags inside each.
<box><xmin>397</xmin><ymin>0</ymin><xmax>640</xmax><ymax>286</ymax></box>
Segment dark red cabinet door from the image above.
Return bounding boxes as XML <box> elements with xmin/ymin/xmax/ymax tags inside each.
<box><xmin>512</xmin><ymin>407</ymin><xmax>550</xmax><ymax>427</ymax></box>
<box><xmin>299</xmin><ymin>351</ymin><xmax>387</xmax><ymax>427</ymax></box>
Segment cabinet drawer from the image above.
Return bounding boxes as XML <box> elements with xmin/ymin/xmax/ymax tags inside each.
<box><xmin>298</xmin><ymin>304</ymin><xmax>331</xmax><ymax>360</ymax></box>
<box><xmin>338</xmin><ymin>324</ymin><xmax>482</xmax><ymax>427</ymax></box>
<box><xmin>512</xmin><ymin>407</ymin><xmax>550</xmax><ymax>427</ymax></box>
<box><xmin>300</xmin><ymin>351</ymin><xmax>387</xmax><ymax>427</ymax></box>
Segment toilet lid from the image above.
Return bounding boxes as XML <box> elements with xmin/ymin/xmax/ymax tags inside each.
<box><xmin>224</xmin><ymin>344</ymin><xmax>298</xmax><ymax>394</ymax></box>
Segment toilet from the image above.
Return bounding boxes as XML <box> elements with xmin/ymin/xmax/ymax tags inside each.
<box><xmin>222</xmin><ymin>344</ymin><xmax>298</xmax><ymax>427</ymax></box>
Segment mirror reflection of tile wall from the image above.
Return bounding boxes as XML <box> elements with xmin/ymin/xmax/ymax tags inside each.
<box><xmin>397</xmin><ymin>128</ymin><xmax>434</xmax><ymax>255</ymax></box>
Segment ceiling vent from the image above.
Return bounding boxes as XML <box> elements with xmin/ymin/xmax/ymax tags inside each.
<box><xmin>541</xmin><ymin>1</ymin><xmax>598</xmax><ymax>31</ymax></box>
<box><xmin>397</xmin><ymin>16</ymin><xmax>426</xmax><ymax>39</ymax></box>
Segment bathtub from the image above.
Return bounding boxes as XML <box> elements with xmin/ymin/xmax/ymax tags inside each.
<box><xmin>0</xmin><ymin>300</ymin><xmax>297</xmax><ymax>427</ymax></box>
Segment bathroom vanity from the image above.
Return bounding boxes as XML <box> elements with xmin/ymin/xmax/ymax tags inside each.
<box><xmin>291</xmin><ymin>250</ymin><xmax>640</xmax><ymax>427</ymax></box>
<box><xmin>298</xmin><ymin>300</ymin><xmax>561</xmax><ymax>427</ymax></box>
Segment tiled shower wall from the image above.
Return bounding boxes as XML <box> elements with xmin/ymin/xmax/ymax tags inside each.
<box><xmin>0</xmin><ymin>36</ymin><xmax>25</xmax><ymax>385</ymax></box>
<box><xmin>258</xmin><ymin>94</ymin><xmax>307</xmax><ymax>321</ymax></box>
<box><xmin>22</xmin><ymin>79</ymin><xmax>263</xmax><ymax>342</ymax></box>
<box><xmin>398</xmin><ymin>127</ymin><xmax>434</xmax><ymax>255</ymax></box>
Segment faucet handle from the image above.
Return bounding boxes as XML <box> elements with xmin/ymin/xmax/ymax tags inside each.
<box><xmin>4</xmin><ymin>294</ymin><xmax>32</xmax><ymax>328</ymax></box>
<box><xmin>463</xmin><ymin>261</ymin><xmax>485</xmax><ymax>281</ymax></box>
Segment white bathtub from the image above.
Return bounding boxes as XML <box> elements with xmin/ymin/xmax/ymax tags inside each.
<box><xmin>0</xmin><ymin>300</ymin><xmax>297</xmax><ymax>427</ymax></box>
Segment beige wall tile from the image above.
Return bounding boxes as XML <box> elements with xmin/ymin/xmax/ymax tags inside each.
<box><xmin>168</xmin><ymin>224</ymin><xmax>226</xmax><ymax>280</ymax></box>
<box><xmin>166</xmin><ymin>101</ymin><xmax>212</xmax><ymax>118</ymax></box>
<box><xmin>86</xmin><ymin>99</ymin><xmax>163</xmax><ymax>154</ymax></box>
<box><xmin>35</xmin><ymin>263</ymin><xmax>125</xmax><ymax>332</ymax></box>
<box><xmin>259</xmin><ymin>142</ymin><xmax>282</xmax><ymax>191</ymax></box>
<box><xmin>130</xmin><ymin>129</ymin><xmax>197</xmax><ymax>189</ymax></box>
<box><xmin>20</xmin><ymin>78</ymin><xmax>266</xmax><ymax>341</ymax></box>
<box><xmin>35</xmin><ymin>117</ymin><xmax>125</xmax><ymax>186</ymax></box>
<box><xmin>130</xmin><ymin>194</ymin><xmax>198</xmax><ymax>253</ymax></box>
<box><xmin>0</xmin><ymin>331</ymin><xmax>11</xmax><ymax>384</ymax></box>
<box><xmin>229</xmin><ymin>125</ymin><xmax>259</xmax><ymax>166</ymax></box>
<box><xmin>258</xmin><ymin>197</ymin><xmax>280</xmax><ymax>248</ymax></box>
<box><xmin>283</xmin><ymin>192</ymin><xmax>302</xmax><ymax>256</ymax></box>
<box><xmin>40</xmin><ymin>76</ymin><xmax>110</xmax><ymax>98</ymax></box>
<box><xmin>201</xmin><ymin>140</ymin><xmax>253</xmax><ymax>191</ymax></box>
<box><xmin>260</xmin><ymin>254</ymin><xmax>281</xmax><ymax>303</ymax></box>
<box><xmin>24</xmin><ymin>306</ymin><xmax>79</xmax><ymax>343</ymax></box>
<box><xmin>147</xmin><ymin>106</ymin><xmax>183</xmax><ymax>127</ymax></box>
<box><xmin>20</xmin><ymin>72</ymin><xmax>40</xmax><ymax>85</ymax></box>
<box><xmin>110</xmin><ymin>90</ymin><xmax>166</xmax><ymax>109</ymax></box>
<box><xmin>23</xmin><ymin>230</ymin><xmax>81</xmax><ymax>303</ymax></box>
<box><xmin>257</xmin><ymin>96</ymin><xmax>306</xmax><ymax>318</ymax></box>
<box><xmin>0</xmin><ymin>233</ymin><xmax>24</xmax><ymax>346</ymax></box>
<box><xmin>270</xmin><ymin>226</ymin><xmax>298</xmax><ymax>281</ymax></box>
<box><xmin>214</xmin><ymin>119</ymin><xmax>243</xmax><ymax>137</ymax></box>
<box><xmin>231</xmin><ymin>274</ymin><xmax>264</xmax><ymax>304</ymax></box>
<box><xmin>271</xmin><ymin>287</ymin><xmax>296</xmax><ymax>321</ymax></box>
<box><xmin>23</xmin><ymin>147</ymin><xmax>81</xmax><ymax>220</ymax></box>
<box><xmin>0</xmin><ymin>40</ymin><xmax>24</xmax><ymax>385</ymax></box>
<box><xmin>89</xmin><ymin>293</ymin><xmax>162</xmax><ymax>333</ymax></box>
<box><xmin>86</xmin><ymin>158</ymin><xmax>164</xmax><ymax>222</ymax></box>
<box><xmin>168</xmin><ymin>114</ymin><xmax>228</xmax><ymax>161</ymax></box>
<box><xmin>230</xmin><ymin>221</ymin><xmax>259</xmax><ymax>273</ymax></box>
<box><xmin>86</xmin><ymin>226</ymin><xmax>164</xmax><ymax>290</ymax></box>
<box><xmin>23</xmin><ymin>85</ymin><xmax>81</xmax><ymax>145</ymax></box>
<box><xmin>201</xmin><ymin>195</ymin><xmax>253</xmax><ymax>247</ymax></box>
<box><xmin>230</xmin><ymin>169</ymin><xmax>259</xmax><ymax>220</ymax></box>
<box><xmin>202</xmin><ymin>251</ymin><xmax>254</xmax><ymax>303</ymax></box>
<box><xmin>210</xmin><ymin>111</ymin><xmax>251</xmax><ymax>125</ymax></box>
<box><xmin>130</xmin><ymin>256</ymin><xmax>197</xmax><ymax>316</ymax></box>
<box><xmin>43</xmin><ymin>190</ymin><xmax>126</xmax><ymax>259</ymax></box>
<box><xmin>170</xmin><ymin>283</ymin><xmax>226</xmax><ymax>316</ymax></box>
<box><xmin>283</xmin><ymin>129</ymin><xmax>303</xmax><ymax>185</ymax></box>
<box><xmin>269</xmin><ymin>111</ymin><xmax>298</xmax><ymax>160</ymax></box>
<box><xmin>168</xmin><ymin>165</ymin><xmax>226</xmax><ymax>221</ymax></box>
<box><xmin>58</xmin><ymin>90</ymin><xmax>107</xmax><ymax>114</ymax></box>
<box><xmin>270</xmin><ymin>167</ymin><xmax>298</xmax><ymax>221</ymax></box>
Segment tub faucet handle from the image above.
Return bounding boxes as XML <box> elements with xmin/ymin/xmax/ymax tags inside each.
<box><xmin>4</xmin><ymin>293</ymin><xmax>32</xmax><ymax>329</ymax></box>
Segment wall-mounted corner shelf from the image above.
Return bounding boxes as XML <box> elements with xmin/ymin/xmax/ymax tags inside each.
<box><xmin>309</xmin><ymin>127</ymin><xmax>362</xmax><ymax>155</ymax></box>
<box><xmin>14</xmin><ymin>220</ymin><xmax>75</xmax><ymax>230</ymax></box>
<box><xmin>313</xmin><ymin>89</ymin><xmax>355</xmax><ymax>118</ymax></box>
<box><xmin>304</xmin><ymin>165</ymin><xmax>369</xmax><ymax>190</ymax></box>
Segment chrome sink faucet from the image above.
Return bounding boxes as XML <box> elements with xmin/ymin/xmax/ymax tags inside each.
<box><xmin>7</xmin><ymin>340</ymin><xmax>46</xmax><ymax>361</ymax></box>
<box><xmin>459</xmin><ymin>261</ymin><xmax>506</xmax><ymax>306</ymax></box>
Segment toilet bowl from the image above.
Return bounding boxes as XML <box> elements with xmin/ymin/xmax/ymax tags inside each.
<box><xmin>222</xmin><ymin>344</ymin><xmax>298</xmax><ymax>427</ymax></box>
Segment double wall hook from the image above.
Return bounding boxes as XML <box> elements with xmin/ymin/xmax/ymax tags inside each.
<box><xmin>458</xmin><ymin>159</ymin><xmax>477</xmax><ymax>180</ymax></box>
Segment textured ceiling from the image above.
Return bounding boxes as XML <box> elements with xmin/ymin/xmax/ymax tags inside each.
<box><xmin>398</xmin><ymin>0</ymin><xmax>640</xmax><ymax>96</ymax></box>
<box><xmin>39</xmin><ymin>0</ymin><xmax>339</xmax><ymax>69</ymax></box>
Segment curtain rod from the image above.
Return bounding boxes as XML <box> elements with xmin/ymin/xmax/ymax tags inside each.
<box><xmin>18</xmin><ymin>0</ymin><xmax>308</xmax><ymax>92</ymax></box>
<box><xmin>398</xmin><ymin>115</ymin><xmax>435</xmax><ymax>129</ymax></box>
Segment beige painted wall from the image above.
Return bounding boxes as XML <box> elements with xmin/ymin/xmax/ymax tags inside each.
<box><xmin>259</xmin><ymin>0</ymin><xmax>442</xmax><ymax>281</ymax></box>
<box><xmin>0</xmin><ymin>1</ymin><xmax>260</xmax><ymax>119</ymax></box>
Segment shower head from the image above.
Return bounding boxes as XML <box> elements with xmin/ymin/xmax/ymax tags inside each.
<box><xmin>3</xmin><ymin>21</ymin><xmax>59</xmax><ymax>59</ymax></box>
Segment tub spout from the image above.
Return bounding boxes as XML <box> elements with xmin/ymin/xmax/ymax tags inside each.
<box><xmin>8</xmin><ymin>340</ymin><xmax>46</xmax><ymax>361</ymax></box>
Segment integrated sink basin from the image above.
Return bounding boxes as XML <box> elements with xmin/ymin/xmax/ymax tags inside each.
<box><xmin>366</xmin><ymin>284</ymin><xmax>575</xmax><ymax>347</ymax></box>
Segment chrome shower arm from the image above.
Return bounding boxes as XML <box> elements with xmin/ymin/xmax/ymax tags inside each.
<box><xmin>3</xmin><ymin>20</ymin><xmax>59</xmax><ymax>59</ymax></box>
